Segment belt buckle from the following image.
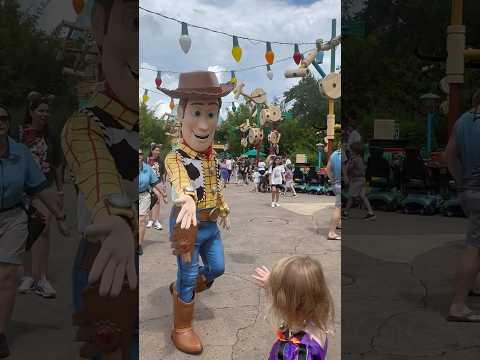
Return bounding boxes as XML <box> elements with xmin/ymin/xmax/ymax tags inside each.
<box><xmin>208</xmin><ymin>207</ymin><xmax>219</xmax><ymax>222</ymax></box>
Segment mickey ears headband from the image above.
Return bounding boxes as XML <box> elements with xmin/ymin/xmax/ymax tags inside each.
<box><xmin>27</xmin><ymin>91</ymin><xmax>55</xmax><ymax>105</ymax></box>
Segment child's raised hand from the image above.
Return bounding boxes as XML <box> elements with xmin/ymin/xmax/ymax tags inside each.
<box><xmin>252</xmin><ymin>266</ymin><xmax>271</xmax><ymax>288</ymax></box>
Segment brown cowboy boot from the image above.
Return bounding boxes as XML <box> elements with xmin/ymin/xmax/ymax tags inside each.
<box><xmin>170</xmin><ymin>285</ymin><xmax>203</xmax><ymax>354</ymax></box>
<box><xmin>169</xmin><ymin>275</ymin><xmax>214</xmax><ymax>295</ymax></box>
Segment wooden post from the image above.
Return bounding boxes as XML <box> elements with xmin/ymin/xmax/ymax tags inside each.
<box><xmin>327</xmin><ymin>19</ymin><xmax>337</xmax><ymax>160</ymax></box>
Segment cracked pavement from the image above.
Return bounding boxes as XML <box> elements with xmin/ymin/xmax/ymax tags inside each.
<box><xmin>342</xmin><ymin>209</ymin><xmax>480</xmax><ymax>359</ymax></box>
<box><xmin>140</xmin><ymin>184</ymin><xmax>341</xmax><ymax>359</ymax></box>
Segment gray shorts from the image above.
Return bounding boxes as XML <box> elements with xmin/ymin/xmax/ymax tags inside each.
<box><xmin>348</xmin><ymin>178</ymin><xmax>366</xmax><ymax>198</ymax></box>
<box><xmin>459</xmin><ymin>191</ymin><xmax>480</xmax><ymax>247</ymax></box>
<box><xmin>0</xmin><ymin>207</ymin><xmax>28</xmax><ymax>265</ymax></box>
<box><xmin>333</xmin><ymin>184</ymin><xmax>341</xmax><ymax>208</ymax></box>
<box><xmin>139</xmin><ymin>191</ymin><xmax>151</xmax><ymax>216</ymax></box>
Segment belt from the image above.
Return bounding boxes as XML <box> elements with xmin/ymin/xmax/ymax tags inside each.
<box><xmin>197</xmin><ymin>208</ymin><xmax>219</xmax><ymax>222</ymax></box>
<box><xmin>172</xmin><ymin>207</ymin><xmax>219</xmax><ymax>222</ymax></box>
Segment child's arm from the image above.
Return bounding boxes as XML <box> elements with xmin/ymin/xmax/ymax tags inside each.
<box><xmin>252</xmin><ymin>266</ymin><xmax>271</xmax><ymax>288</ymax></box>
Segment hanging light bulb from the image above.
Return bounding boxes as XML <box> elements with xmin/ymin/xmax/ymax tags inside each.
<box><xmin>72</xmin><ymin>0</ymin><xmax>85</xmax><ymax>14</ymax></box>
<box><xmin>266</xmin><ymin>64</ymin><xmax>273</xmax><ymax>80</ymax></box>
<box><xmin>265</xmin><ymin>42</ymin><xmax>274</xmax><ymax>65</ymax></box>
<box><xmin>169</xmin><ymin>98</ymin><xmax>175</xmax><ymax>111</ymax></box>
<box><xmin>293</xmin><ymin>44</ymin><xmax>302</xmax><ymax>65</ymax></box>
<box><xmin>230</xmin><ymin>71</ymin><xmax>237</xmax><ymax>85</ymax></box>
<box><xmin>179</xmin><ymin>22</ymin><xmax>192</xmax><ymax>54</ymax></box>
<box><xmin>142</xmin><ymin>89</ymin><xmax>149</xmax><ymax>103</ymax></box>
<box><xmin>155</xmin><ymin>71</ymin><xmax>162</xmax><ymax>88</ymax></box>
<box><xmin>316</xmin><ymin>39</ymin><xmax>324</xmax><ymax>64</ymax></box>
<box><xmin>231</xmin><ymin>36</ymin><xmax>242</xmax><ymax>63</ymax></box>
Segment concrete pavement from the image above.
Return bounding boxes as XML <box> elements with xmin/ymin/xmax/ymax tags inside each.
<box><xmin>140</xmin><ymin>184</ymin><xmax>341</xmax><ymax>360</ymax></box>
<box><xmin>342</xmin><ymin>209</ymin><xmax>480</xmax><ymax>359</ymax></box>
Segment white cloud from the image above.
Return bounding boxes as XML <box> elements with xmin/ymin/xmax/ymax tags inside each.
<box><xmin>140</xmin><ymin>0</ymin><xmax>341</xmax><ymax>115</ymax></box>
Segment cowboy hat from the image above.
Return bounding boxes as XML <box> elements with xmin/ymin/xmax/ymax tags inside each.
<box><xmin>158</xmin><ymin>71</ymin><xmax>234</xmax><ymax>99</ymax></box>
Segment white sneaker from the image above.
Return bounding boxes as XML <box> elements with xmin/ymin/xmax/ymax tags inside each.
<box><xmin>146</xmin><ymin>220</ymin><xmax>154</xmax><ymax>228</ymax></box>
<box><xmin>18</xmin><ymin>276</ymin><xmax>35</xmax><ymax>294</ymax></box>
<box><xmin>154</xmin><ymin>220</ymin><xmax>163</xmax><ymax>230</ymax></box>
<box><xmin>275</xmin><ymin>202</ymin><xmax>279</xmax><ymax>207</ymax></box>
<box><xmin>35</xmin><ymin>279</ymin><xmax>56</xmax><ymax>299</ymax></box>
<box><xmin>271</xmin><ymin>202</ymin><xmax>276</xmax><ymax>208</ymax></box>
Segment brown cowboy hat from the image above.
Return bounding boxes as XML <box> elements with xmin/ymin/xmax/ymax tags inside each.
<box><xmin>158</xmin><ymin>71</ymin><xmax>234</xmax><ymax>99</ymax></box>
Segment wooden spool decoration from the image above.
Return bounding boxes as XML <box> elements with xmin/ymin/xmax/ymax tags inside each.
<box><xmin>319</xmin><ymin>72</ymin><xmax>341</xmax><ymax>99</ymax></box>
<box><xmin>250</xmin><ymin>88</ymin><xmax>267</xmax><ymax>104</ymax></box>
<box><xmin>238</xmin><ymin>122</ymin><xmax>250</xmax><ymax>133</ymax></box>
<box><xmin>248</xmin><ymin>127</ymin><xmax>264</xmax><ymax>145</ymax></box>
<box><xmin>268</xmin><ymin>130</ymin><xmax>281</xmax><ymax>144</ymax></box>
<box><xmin>260</xmin><ymin>105</ymin><xmax>281</xmax><ymax>126</ymax></box>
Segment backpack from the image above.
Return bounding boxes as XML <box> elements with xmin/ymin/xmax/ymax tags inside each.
<box><xmin>268</xmin><ymin>329</ymin><xmax>327</xmax><ymax>360</ymax></box>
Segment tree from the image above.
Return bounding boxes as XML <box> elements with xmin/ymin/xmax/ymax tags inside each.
<box><xmin>1</xmin><ymin>0</ymin><xmax>77</xmax><ymax>134</ymax></box>
<box><xmin>139</xmin><ymin>102</ymin><xmax>169</xmax><ymax>155</ymax></box>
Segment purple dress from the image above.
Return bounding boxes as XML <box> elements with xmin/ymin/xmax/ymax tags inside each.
<box><xmin>268</xmin><ymin>331</ymin><xmax>327</xmax><ymax>360</ymax></box>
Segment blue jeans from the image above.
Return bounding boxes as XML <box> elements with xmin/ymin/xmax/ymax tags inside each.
<box><xmin>169</xmin><ymin>208</ymin><xmax>225</xmax><ymax>303</ymax></box>
<box><xmin>73</xmin><ymin>236</ymin><xmax>139</xmax><ymax>360</ymax></box>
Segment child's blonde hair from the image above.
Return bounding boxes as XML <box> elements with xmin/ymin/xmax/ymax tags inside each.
<box><xmin>266</xmin><ymin>256</ymin><xmax>334</xmax><ymax>332</ymax></box>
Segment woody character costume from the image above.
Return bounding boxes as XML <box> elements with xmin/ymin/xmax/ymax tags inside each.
<box><xmin>62</xmin><ymin>86</ymin><xmax>139</xmax><ymax>360</ymax></box>
<box><xmin>61</xmin><ymin>0</ymin><xmax>139</xmax><ymax>359</ymax></box>
<box><xmin>159</xmin><ymin>71</ymin><xmax>233</xmax><ymax>354</ymax></box>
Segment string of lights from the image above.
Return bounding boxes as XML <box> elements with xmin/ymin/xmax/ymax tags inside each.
<box><xmin>139</xmin><ymin>6</ymin><xmax>318</xmax><ymax>46</ymax></box>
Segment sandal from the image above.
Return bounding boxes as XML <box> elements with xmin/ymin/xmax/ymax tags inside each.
<box><xmin>327</xmin><ymin>234</ymin><xmax>341</xmax><ymax>240</ymax></box>
<box><xmin>446</xmin><ymin>311</ymin><xmax>480</xmax><ymax>322</ymax></box>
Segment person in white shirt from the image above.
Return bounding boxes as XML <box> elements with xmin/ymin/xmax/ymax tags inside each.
<box><xmin>251</xmin><ymin>168</ymin><xmax>261</xmax><ymax>192</ymax></box>
<box><xmin>225</xmin><ymin>158</ymin><xmax>233</xmax><ymax>183</ymax></box>
<box><xmin>269</xmin><ymin>157</ymin><xmax>285</xmax><ymax>207</ymax></box>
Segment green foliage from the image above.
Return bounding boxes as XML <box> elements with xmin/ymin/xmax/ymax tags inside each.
<box><xmin>1</xmin><ymin>0</ymin><xmax>77</xmax><ymax>136</ymax></box>
<box><xmin>216</xmin><ymin>77</ymin><xmax>340</xmax><ymax>164</ymax></box>
<box><xmin>343</xmin><ymin>1</ymin><xmax>480</xmax><ymax>148</ymax></box>
<box><xmin>139</xmin><ymin>102</ymin><xmax>169</xmax><ymax>156</ymax></box>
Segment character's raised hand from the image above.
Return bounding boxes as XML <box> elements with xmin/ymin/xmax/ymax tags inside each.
<box><xmin>174</xmin><ymin>194</ymin><xmax>197</xmax><ymax>229</ymax></box>
<box><xmin>85</xmin><ymin>215</ymin><xmax>137</xmax><ymax>297</ymax></box>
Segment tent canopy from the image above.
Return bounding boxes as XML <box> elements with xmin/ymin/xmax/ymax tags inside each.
<box><xmin>242</xmin><ymin>149</ymin><xmax>266</xmax><ymax>158</ymax></box>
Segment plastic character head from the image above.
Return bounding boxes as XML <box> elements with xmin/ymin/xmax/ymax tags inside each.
<box><xmin>158</xmin><ymin>71</ymin><xmax>234</xmax><ymax>153</ymax></box>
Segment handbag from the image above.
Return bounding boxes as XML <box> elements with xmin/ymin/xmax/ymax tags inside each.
<box><xmin>21</xmin><ymin>204</ymin><xmax>46</xmax><ymax>251</ymax></box>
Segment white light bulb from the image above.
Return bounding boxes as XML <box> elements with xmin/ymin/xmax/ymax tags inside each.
<box><xmin>267</xmin><ymin>70</ymin><xmax>274</xmax><ymax>80</ymax></box>
<box><xmin>179</xmin><ymin>34</ymin><xmax>191</xmax><ymax>54</ymax></box>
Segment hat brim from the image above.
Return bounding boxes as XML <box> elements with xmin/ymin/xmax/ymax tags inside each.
<box><xmin>158</xmin><ymin>83</ymin><xmax>234</xmax><ymax>99</ymax></box>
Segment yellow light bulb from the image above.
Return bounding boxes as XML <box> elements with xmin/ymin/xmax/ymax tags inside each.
<box><xmin>232</xmin><ymin>47</ymin><xmax>242</xmax><ymax>63</ymax></box>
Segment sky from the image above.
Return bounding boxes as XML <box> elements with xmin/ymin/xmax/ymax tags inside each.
<box><xmin>19</xmin><ymin>0</ymin><xmax>341</xmax><ymax>119</ymax></box>
<box><xmin>139</xmin><ymin>0</ymin><xmax>341</xmax><ymax>118</ymax></box>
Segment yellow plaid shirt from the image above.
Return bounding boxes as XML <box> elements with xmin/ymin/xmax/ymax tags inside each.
<box><xmin>165</xmin><ymin>143</ymin><xmax>229</xmax><ymax>216</ymax></box>
<box><xmin>62</xmin><ymin>91</ymin><xmax>137</xmax><ymax>222</ymax></box>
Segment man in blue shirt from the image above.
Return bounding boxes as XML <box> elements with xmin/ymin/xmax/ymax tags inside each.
<box><xmin>326</xmin><ymin>147</ymin><xmax>342</xmax><ymax>240</ymax></box>
<box><xmin>138</xmin><ymin>149</ymin><xmax>163</xmax><ymax>255</ymax></box>
<box><xmin>445</xmin><ymin>90</ymin><xmax>480</xmax><ymax>322</ymax></box>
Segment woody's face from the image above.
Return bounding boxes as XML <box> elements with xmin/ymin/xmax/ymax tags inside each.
<box><xmin>178</xmin><ymin>97</ymin><xmax>220</xmax><ymax>153</ymax></box>
<box><xmin>92</xmin><ymin>0</ymin><xmax>138</xmax><ymax>111</ymax></box>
